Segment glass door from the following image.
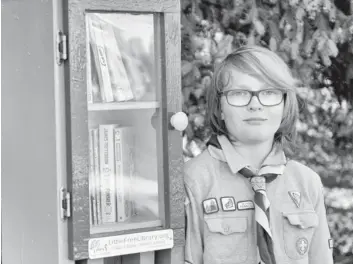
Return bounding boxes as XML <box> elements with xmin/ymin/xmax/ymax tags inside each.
<box><xmin>86</xmin><ymin>12</ymin><xmax>165</xmax><ymax>234</ymax></box>
<box><xmin>66</xmin><ymin>1</ymin><xmax>182</xmax><ymax>260</ymax></box>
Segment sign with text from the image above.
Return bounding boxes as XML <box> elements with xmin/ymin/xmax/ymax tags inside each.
<box><xmin>88</xmin><ymin>229</ymin><xmax>174</xmax><ymax>259</ymax></box>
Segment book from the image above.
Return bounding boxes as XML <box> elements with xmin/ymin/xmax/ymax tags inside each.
<box><xmin>86</xmin><ymin>18</ymin><xmax>93</xmax><ymax>104</ymax></box>
<box><xmin>88</xmin><ymin>129</ymin><xmax>98</xmax><ymax>225</ymax></box>
<box><xmin>114</xmin><ymin>126</ymin><xmax>135</xmax><ymax>222</ymax></box>
<box><xmin>92</xmin><ymin>128</ymin><xmax>102</xmax><ymax>224</ymax></box>
<box><xmin>88</xmin><ymin>15</ymin><xmax>114</xmax><ymax>103</ymax></box>
<box><xmin>98</xmin><ymin>125</ymin><xmax>117</xmax><ymax>223</ymax></box>
<box><xmin>119</xmin><ymin>43</ymin><xmax>147</xmax><ymax>101</ymax></box>
<box><xmin>100</xmin><ymin>21</ymin><xmax>134</xmax><ymax>102</ymax></box>
<box><xmin>89</xmin><ymin>44</ymin><xmax>103</xmax><ymax>103</ymax></box>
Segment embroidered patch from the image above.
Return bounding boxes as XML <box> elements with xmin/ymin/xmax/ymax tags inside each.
<box><xmin>237</xmin><ymin>200</ymin><xmax>255</xmax><ymax>210</ymax></box>
<box><xmin>288</xmin><ymin>191</ymin><xmax>301</xmax><ymax>208</ymax></box>
<box><xmin>328</xmin><ymin>239</ymin><xmax>334</xmax><ymax>249</ymax></box>
<box><xmin>220</xmin><ymin>197</ymin><xmax>236</xmax><ymax>211</ymax></box>
<box><xmin>296</xmin><ymin>237</ymin><xmax>308</xmax><ymax>255</ymax></box>
<box><xmin>202</xmin><ymin>198</ymin><xmax>219</xmax><ymax>214</ymax></box>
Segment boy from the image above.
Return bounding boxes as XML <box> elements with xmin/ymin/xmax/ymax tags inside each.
<box><xmin>184</xmin><ymin>45</ymin><xmax>334</xmax><ymax>264</ymax></box>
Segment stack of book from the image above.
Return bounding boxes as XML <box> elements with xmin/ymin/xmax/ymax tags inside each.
<box><xmin>88</xmin><ymin>124</ymin><xmax>137</xmax><ymax>225</ymax></box>
<box><xmin>87</xmin><ymin>14</ymin><xmax>150</xmax><ymax>104</ymax></box>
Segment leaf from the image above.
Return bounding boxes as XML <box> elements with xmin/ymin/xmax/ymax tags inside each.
<box><xmin>253</xmin><ymin>19</ymin><xmax>266</xmax><ymax>36</ymax></box>
<box><xmin>181</xmin><ymin>60</ymin><xmax>194</xmax><ymax>76</ymax></box>
<box><xmin>326</xmin><ymin>39</ymin><xmax>339</xmax><ymax>57</ymax></box>
<box><xmin>269</xmin><ymin>37</ymin><xmax>277</xmax><ymax>51</ymax></box>
<box><xmin>290</xmin><ymin>41</ymin><xmax>300</xmax><ymax>60</ymax></box>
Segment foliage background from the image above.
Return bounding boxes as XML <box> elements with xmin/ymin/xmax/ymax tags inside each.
<box><xmin>180</xmin><ymin>0</ymin><xmax>353</xmax><ymax>263</ymax></box>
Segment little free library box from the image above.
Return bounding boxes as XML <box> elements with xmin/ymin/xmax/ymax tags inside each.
<box><xmin>2</xmin><ymin>0</ymin><xmax>186</xmax><ymax>264</ymax></box>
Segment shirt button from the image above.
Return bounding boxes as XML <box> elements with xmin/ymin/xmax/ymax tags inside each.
<box><xmin>223</xmin><ymin>224</ymin><xmax>230</xmax><ymax>234</ymax></box>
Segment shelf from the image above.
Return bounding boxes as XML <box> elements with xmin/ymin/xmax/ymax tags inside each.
<box><xmin>90</xmin><ymin>211</ymin><xmax>162</xmax><ymax>234</ymax></box>
<box><xmin>91</xmin><ymin>220</ymin><xmax>162</xmax><ymax>234</ymax></box>
<box><xmin>88</xmin><ymin>101</ymin><xmax>160</xmax><ymax>111</ymax></box>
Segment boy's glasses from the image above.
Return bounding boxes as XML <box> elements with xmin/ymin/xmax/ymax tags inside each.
<box><xmin>218</xmin><ymin>89</ymin><xmax>286</xmax><ymax>107</ymax></box>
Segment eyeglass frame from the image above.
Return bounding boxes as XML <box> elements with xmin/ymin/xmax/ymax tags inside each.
<box><xmin>217</xmin><ymin>88</ymin><xmax>287</xmax><ymax>107</ymax></box>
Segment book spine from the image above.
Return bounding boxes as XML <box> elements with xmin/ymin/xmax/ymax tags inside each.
<box><xmin>86</xmin><ymin>19</ymin><xmax>93</xmax><ymax>104</ymax></box>
<box><xmin>90</xmin><ymin>45</ymin><xmax>103</xmax><ymax>103</ymax></box>
<box><xmin>87</xmin><ymin>60</ymin><xmax>93</xmax><ymax>104</ymax></box>
<box><xmin>101</xmin><ymin>22</ymin><xmax>134</xmax><ymax>102</ymax></box>
<box><xmin>92</xmin><ymin>128</ymin><xmax>102</xmax><ymax>224</ymax></box>
<box><xmin>99</xmin><ymin>125</ymin><xmax>117</xmax><ymax>223</ymax></box>
<box><xmin>128</xmin><ymin>129</ymin><xmax>137</xmax><ymax>217</ymax></box>
<box><xmin>121</xmin><ymin>53</ymin><xmax>146</xmax><ymax>100</ymax></box>
<box><xmin>114</xmin><ymin>127</ymin><xmax>128</xmax><ymax>222</ymax></box>
<box><xmin>88</xmin><ymin>16</ymin><xmax>114</xmax><ymax>103</ymax></box>
<box><xmin>88</xmin><ymin>129</ymin><xmax>97</xmax><ymax>225</ymax></box>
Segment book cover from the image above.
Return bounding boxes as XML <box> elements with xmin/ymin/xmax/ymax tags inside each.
<box><xmin>114</xmin><ymin>126</ymin><xmax>135</xmax><ymax>222</ymax></box>
<box><xmin>88</xmin><ymin>15</ymin><xmax>114</xmax><ymax>103</ymax></box>
<box><xmin>100</xmin><ymin>21</ymin><xmax>134</xmax><ymax>102</ymax></box>
<box><xmin>92</xmin><ymin>128</ymin><xmax>102</xmax><ymax>224</ymax></box>
<box><xmin>88</xmin><ymin>129</ymin><xmax>98</xmax><ymax>225</ymax></box>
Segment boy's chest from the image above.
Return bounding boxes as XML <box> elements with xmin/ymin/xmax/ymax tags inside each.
<box><xmin>200</xmin><ymin>167</ymin><xmax>318</xmax><ymax>264</ymax></box>
<box><xmin>201</xmin><ymin>165</ymin><xmax>315</xmax><ymax>217</ymax></box>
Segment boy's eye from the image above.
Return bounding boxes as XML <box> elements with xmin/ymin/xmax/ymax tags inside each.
<box><xmin>262</xmin><ymin>89</ymin><xmax>280</xmax><ymax>95</ymax></box>
<box><xmin>231</xmin><ymin>91</ymin><xmax>249</xmax><ymax>96</ymax></box>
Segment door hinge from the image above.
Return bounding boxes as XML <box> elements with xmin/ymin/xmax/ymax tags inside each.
<box><xmin>60</xmin><ymin>187</ymin><xmax>71</xmax><ymax>219</ymax></box>
<box><xmin>56</xmin><ymin>31</ymin><xmax>67</xmax><ymax>65</ymax></box>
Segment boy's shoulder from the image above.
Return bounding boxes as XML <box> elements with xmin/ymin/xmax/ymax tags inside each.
<box><xmin>285</xmin><ymin>159</ymin><xmax>323</xmax><ymax>188</ymax></box>
<box><xmin>184</xmin><ymin>149</ymin><xmax>213</xmax><ymax>174</ymax></box>
<box><xmin>184</xmin><ymin>149</ymin><xmax>216</xmax><ymax>185</ymax></box>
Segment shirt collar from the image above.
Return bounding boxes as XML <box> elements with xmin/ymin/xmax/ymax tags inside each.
<box><xmin>207</xmin><ymin>134</ymin><xmax>287</xmax><ymax>175</ymax></box>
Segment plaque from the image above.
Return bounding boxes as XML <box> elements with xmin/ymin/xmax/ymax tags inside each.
<box><xmin>88</xmin><ymin>229</ymin><xmax>174</xmax><ymax>259</ymax></box>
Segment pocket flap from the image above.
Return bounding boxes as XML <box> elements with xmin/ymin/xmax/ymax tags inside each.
<box><xmin>283</xmin><ymin>211</ymin><xmax>318</xmax><ymax>229</ymax></box>
<box><xmin>205</xmin><ymin>217</ymin><xmax>247</xmax><ymax>235</ymax></box>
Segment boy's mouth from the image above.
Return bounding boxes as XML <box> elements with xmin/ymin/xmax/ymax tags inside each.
<box><xmin>243</xmin><ymin>118</ymin><xmax>267</xmax><ymax>121</ymax></box>
<box><xmin>243</xmin><ymin>118</ymin><xmax>267</xmax><ymax>125</ymax></box>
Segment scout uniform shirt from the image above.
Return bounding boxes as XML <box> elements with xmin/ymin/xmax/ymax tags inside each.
<box><xmin>184</xmin><ymin>135</ymin><xmax>333</xmax><ymax>264</ymax></box>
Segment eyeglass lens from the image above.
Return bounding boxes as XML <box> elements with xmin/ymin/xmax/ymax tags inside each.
<box><xmin>226</xmin><ymin>89</ymin><xmax>284</xmax><ymax>106</ymax></box>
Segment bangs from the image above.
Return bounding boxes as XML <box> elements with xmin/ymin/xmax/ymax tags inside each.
<box><xmin>219</xmin><ymin>50</ymin><xmax>298</xmax><ymax>92</ymax></box>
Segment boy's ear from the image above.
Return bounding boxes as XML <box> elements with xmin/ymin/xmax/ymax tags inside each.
<box><xmin>221</xmin><ymin>112</ymin><xmax>225</xmax><ymax>120</ymax></box>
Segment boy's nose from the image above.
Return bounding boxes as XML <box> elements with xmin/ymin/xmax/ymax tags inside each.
<box><xmin>247</xmin><ymin>95</ymin><xmax>263</xmax><ymax>111</ymax></box>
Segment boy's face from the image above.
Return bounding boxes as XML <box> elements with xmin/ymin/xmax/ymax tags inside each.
<box><xmin>220</xmin><ymin>69</ymin><xmax>284</xmax><ymax>145</ymax></box>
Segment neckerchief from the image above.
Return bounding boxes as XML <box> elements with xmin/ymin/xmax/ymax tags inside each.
<box><xmin>206</xmin><ymin>134</ymin><xmax>287</xmax><ymax>264</ymax></box>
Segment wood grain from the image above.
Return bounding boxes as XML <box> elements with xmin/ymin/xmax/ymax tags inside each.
<box><xmin>164</xmin><ymin>12</ymin><xmax>185</xmax><ymax>230</ymax></box>
<box><xmin>155</xmin><ymin>228</ymin><xmax>185</xmax><ymax>264</ymax></box>
<box><xmin>67</xmin><ymin>1</ymin><xmax>91</xmax><ymax>260</ymax></box>
<box><xmin>71</xmin><ymin>0</ymin><xmax>179</xmax><ymax>12</ymax></box>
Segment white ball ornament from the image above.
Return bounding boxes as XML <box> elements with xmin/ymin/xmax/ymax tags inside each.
<box><xmin>170</xmin><ymin>112</ymin><xmax>188</xmax><ymax>131</ymax></box>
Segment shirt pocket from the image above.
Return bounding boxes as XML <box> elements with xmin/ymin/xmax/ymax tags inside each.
<box><xmin>204</xmin><ymin>216</ymin><xmax>248</xmax><ymax>263</ymax></box>
<box><xmin>282</xmin><ymin>210</ymin><xmax>319</xmax><ymax>260</ymax></box>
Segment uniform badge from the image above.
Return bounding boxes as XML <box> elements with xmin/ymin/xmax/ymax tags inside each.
<box><xmin>220</xmin><ymin>197</ymin><xmax>236</xmax><ymax>211</ymax></box>
<box><xmin>288</xmin><ymin>191</ymin><xmax>301</xmax><ymax>208</ymax></box>
<box><xmin>328</xmin><ymin>239</ymin><xmax>334</xmax><ymax>249</ymax></box>
<box><xmin>237</xmin><ymin>200</ymin><xmax>255</xmax><ymax>210</ymax></box>
<box><xmin>202</xmin><ymin>198</ymin><xmax>219</xmax><ymax>214</ymax></box>
<box><xmin>296</xmin><ymin>237</ymin><xmax>308</xmax><ymax>255</ymax></box>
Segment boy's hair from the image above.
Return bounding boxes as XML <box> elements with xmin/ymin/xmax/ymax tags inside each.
<box><xmin>206</xmin><ymin>45</ymin><xmax>300</xmax><ymax>152</ymax></box>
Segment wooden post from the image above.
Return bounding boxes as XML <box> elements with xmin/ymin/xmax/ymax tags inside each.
<box><xmin>122</xmin><ymin>252</ymin><xmax>155</xmax><ymax>264</ymax></box>
<box><xmin>155</xmin><ymin>246</ymin><xmax>184</xmax><ymax>264</ymax></box>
